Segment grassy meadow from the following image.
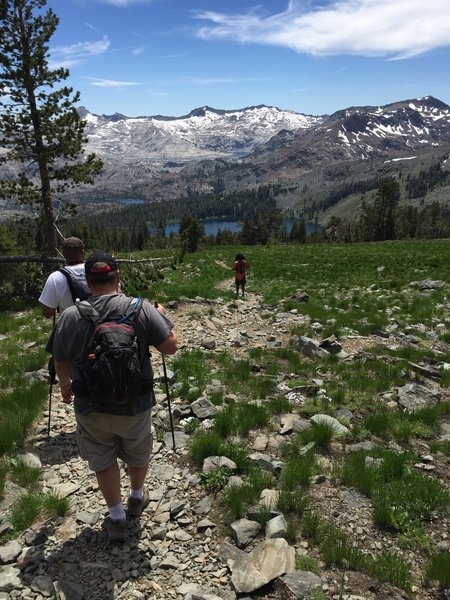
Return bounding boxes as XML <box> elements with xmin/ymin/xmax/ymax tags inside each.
<box><xmin>0</xmin><ymin>238</ymin><xmax>449</xmax><ymax>596</ymax></box>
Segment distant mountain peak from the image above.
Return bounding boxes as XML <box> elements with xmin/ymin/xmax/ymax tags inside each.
<box><xmin>74</xmin><ymin>96</ymin><xmax>450</xmax><ymax>203</ymax></box>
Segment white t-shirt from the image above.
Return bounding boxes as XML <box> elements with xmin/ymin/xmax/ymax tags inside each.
<box><xmin>39</xmin><ymin>264</ymin><xmax>86</xmax><ymax>312</ymax></box>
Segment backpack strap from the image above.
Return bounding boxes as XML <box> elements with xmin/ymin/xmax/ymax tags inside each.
<box><xmin>59</xmin><ymin>267</ymin><xmax>77</xmax><ymax>303</ymax></box>
<box><xmin>76</xmin><ymin>296</ymin><xmax>143</xmax><ymax>326</ymax></box>
<box><xmin>117</xmin><ymin>297</ymin><xmax>143</xmax><ymax>324</ymax></box>
<box><xmin>76</xmin><ymin>299</ymin><xmax>102</xmax><ymax>326</ymax></box>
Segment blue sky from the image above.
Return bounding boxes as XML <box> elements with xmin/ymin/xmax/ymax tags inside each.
<box><xmin>47</xmin><ymin>0</ymin><xmax>450</xmax><ymax>118</ymax></box>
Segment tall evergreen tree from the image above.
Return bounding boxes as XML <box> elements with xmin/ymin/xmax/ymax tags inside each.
<box><xmin>179</xmin><ymin>216</ymin><xmax>205</xmax><ymax>252</ymax></box>
<box><xmin>361</xmin><ymin>178</ymin><xmax>400</xmax><ymax>241</ymax></box>
<box><xmin>0</xmin><ymin>0</ymin><xmax>103</xmax><ymax>255</ymax></box>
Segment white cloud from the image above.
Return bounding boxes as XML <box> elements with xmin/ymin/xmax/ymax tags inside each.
<box><xmin>188</xmin><ymin>77</ymin><xmax>261</xmax><ymax>85</ymax></box>
<box><xmin>193</xmin><ymin>0</ymin><xmax>450</xmax><ymax>59</ymax></box>
<box><xmin>86</xmin><ymin>23</ymin><xmax>102</xmax><ymax>34</ymax></box>
<box><xmin>50</xmin><ymin>37</ymin><xmax>110</xmax><ymax>68</ymax></box>
<box><xmin>132</xmin><ymin>46</ymin><xmax>146</xmax><ymax>56</ymax></box>
<box><xmin>97</xmin><ymin>0</ymin><xmax>153</xmax><ymax>6</ymax></box>
<box><xmin>84</xmin><ymin>77</ymin><xmax>142</xmax><ymax>88</ymax></box>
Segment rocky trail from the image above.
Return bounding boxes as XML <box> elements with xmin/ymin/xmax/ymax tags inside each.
<box><xmin>0</xmin><ymin>281</ymin><xmax>449</xmax><ymax>600</ymax></box>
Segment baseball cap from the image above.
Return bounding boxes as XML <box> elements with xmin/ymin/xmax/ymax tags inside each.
<box><xmin>62</xmin><ymin>237</ymin><xmax>84</xmax><ymax>249</ymax></box>
<box><xmin>85</xmin><ymin>250</ymin><xmax>118</xmax><ymax>274</ymax></box>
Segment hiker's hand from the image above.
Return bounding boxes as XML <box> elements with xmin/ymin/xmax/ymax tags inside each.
<box><xmin>60</xmin><ymin>381</ymin><xmax>73</xmax><ymax>404</ymax></box>
<box><xmin>154</xmin><ymin>302</ymin><xmax>166</xmax><ymax>315</ymax></box>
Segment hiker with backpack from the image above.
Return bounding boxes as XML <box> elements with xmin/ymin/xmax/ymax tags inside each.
<box><xmin>39</xmin><ymin>236</ymin><xmax>91</xmax><ymax>318</ymax></box>
<box><xmin>232</xmin><ymin>252</ymin><xmax>250</xmax><ymax>297</ymax></box>
<box><xmin>52</xmin><ymin>250</ymin><xmax>178</xmax><ymax>543</ymax></box>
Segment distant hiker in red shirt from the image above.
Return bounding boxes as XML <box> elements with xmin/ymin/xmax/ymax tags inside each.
<box><xmin>232</xmin><ymin>253</ymin><xmax>250</xmax><ymax>297</ymax></box>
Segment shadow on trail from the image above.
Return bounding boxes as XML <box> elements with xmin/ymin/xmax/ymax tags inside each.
<box><xmin>20</xmin><ymin>515</ymin><xmax>152</xmax><ymax>599</ymax></box>
<box><xmin>30</xmin><ymin>429</ymin><xmax>79</xmax><ymax>466</ymax></box>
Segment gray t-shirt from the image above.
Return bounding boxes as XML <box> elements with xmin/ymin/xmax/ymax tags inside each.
<box><xmin>53</xmin><ymin>293</ymin><xmax>173</xmax><ymax>416</ymax></box>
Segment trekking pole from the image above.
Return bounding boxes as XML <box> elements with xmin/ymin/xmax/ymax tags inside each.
<box><xmin>162</xmin><ymin>353</ymin><xmax>176</xmax><ymax>452</ymax></box>
<box><xmin>154</xmin><ymin>302</ymin><xmax>176</xmax><ymax>452</ymax></box>
<box><xmin>47</xmin><ymin>313</ymin><xmax>56</xmax><ymax>437</ymax></box>
<box><xmin>47</xmin><ymin>372</ymin><xmax>53</xmax><ymax>437</ymax></box>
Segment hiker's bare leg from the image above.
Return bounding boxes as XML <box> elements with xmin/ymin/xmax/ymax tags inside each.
<box><xmin>96</xmin><ymin>462</ymin><xmax>121</xmax><ymax>507</ymax></box>
<box><xmin>128</xmin><ymin>464</ymin><xmax>148</xmax><ymax>491</ymax></box>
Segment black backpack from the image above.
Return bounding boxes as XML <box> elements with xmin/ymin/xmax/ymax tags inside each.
<box><xmin>73</xmin><ymin>297</ymin><xmax>151</xmax><ymax>406</ymax></box>
<box><xmin>238</xmin><ymin>259</ymin><xmax>246</xmax><ymax>274</ymax></box>
<box><xmin>59</xmin><ymin>267</ymin><xmax>91</xmax><ymax>302</ymax></box>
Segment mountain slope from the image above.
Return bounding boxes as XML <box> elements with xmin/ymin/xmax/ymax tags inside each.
<box><xmin>82</xmin><ymin>104</ymin><xmax>322</xmax><ymax>163</ymax></box>
<box><xmin>77</xmin><ymin>96</ymin><xmax>450</xmax><ymax>204</ymax></box>
<box><xmin>1</xmin><ymin>97</ymin><xmax>449</xmax><ymax>221</ymax></box>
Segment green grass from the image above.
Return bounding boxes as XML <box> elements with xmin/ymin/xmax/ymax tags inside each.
<box><xmin>301</xmin><ymin>513</ymin><xmax>413</xmax><ymax>594</ymax></box>
<box><xmin>199</xmin><ymin>466</ymin><xmax>231</xmax><ymax>492</ymax></box>
<box><xmin>429</xmin><ymin>440</ymin><xmax>450</xmax><ymax>456</ymax></box>
<box><xmin>277</xmin><ymin>490</ymin><xmax>308</xmax><ymax>516</ymax></box>
<box><xmin>8</xmin><ymin>459</ymin><xmax>42</xmax><ymax>488</ymax></box>
<box><xmin>280</xmin><ymin>455</ymin><xmax>317</xmax><ymax>491</ymax></box>
<box><xmin>372</xmin><ymin>471</ymin><xmax>450</xmax><ymax>531</ymax></box>
<box><xmin>9</xmin><ymin>490</ymin><xmax>69</xmax><ymax>531</ymax></box>
<box><xmin>298</xmin><ymin>420</ymin><xmax>337</xmax><ymax>450</ymax></box>
<box><xmin>340</xmin><ymin>448</ymin><xmax>450</xmax><ymax>533</ymax></box>
<box><xmin>189</xmin><ymin>429</ymin><xmax>253</xmax><ymax>473</ymax></box>
<box><xmin>296</xmin><ymin>555</ymin><xmax>321</xmax><ymax>576</ymax></box>
<box><xmin>367</xmin><ymin>549</ymin><xmax>412</xmax><ymax>594</ymax></box>
<box><xmin>340</xmin><ymin>448</ymin><xmax>415</xmax><ymax>494</ymax></box>
<box><xmin>425</xmin><ymin>553</ymin><xmax>450</xmax><ymax>588</ymax></box>
<box><xmin>190</xmin><ymin>430</ymin><xmax>224</xmax><ymax>468</ymax></box>
<box><xmin>1</xmin><ymin>239</ymin><xmax>449</xmax><ymax>587</ymax></box>
<box><xmin>0</xmin><ymin>381</ymin><xmax>47</xmax><ymax>455</ymax></box>
<box><xmin>221</xmin><ymin>466</ymin><xmax>277</xmax><ymax>523</ymax></box>
<box><xmin>363</xmin><ymin>405</ymin><xmax>444</xmax><ymax>443</ymax></box>
<box><xmin>170</xmin><ymin>349</ymin><xmax>212</xmax><ymax>400</ymax></box>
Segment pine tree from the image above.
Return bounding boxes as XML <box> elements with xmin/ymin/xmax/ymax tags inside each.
<box><xmin>0</xmin><ymin>0</ymin><xmax>103</xmax><ymax>255</ymax></box>
<box><xmin>179</xmin><ymin>216</ymin><xmax>205</xmax><ymax>252</ymax></box>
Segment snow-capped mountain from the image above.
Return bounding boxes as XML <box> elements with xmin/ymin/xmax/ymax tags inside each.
<box><xmin>1</xmin><ymin>97</ymin><xmax>449</xmax><ymax>212</ymax></box>
<box><xmin>81</xmin><ymin>104</ymin><xmax>322</xmax><ymax>163</ymax></box>
<box><xmin>77</xmin><ymin>96</ymin><xmax>450</xmax><ymax>202</ymax></box>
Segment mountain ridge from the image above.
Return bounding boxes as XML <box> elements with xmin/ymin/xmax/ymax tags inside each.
<box><xmin>2</xmin><ymin>96</ymin><xmax>450</xmax><ymax>222</ymax></box>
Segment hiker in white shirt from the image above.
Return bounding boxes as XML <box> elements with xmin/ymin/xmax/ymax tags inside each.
<box><xmin>39</xmin><ymin>237</ymin><xmax>86</xmax><ymax>318</ymax></box>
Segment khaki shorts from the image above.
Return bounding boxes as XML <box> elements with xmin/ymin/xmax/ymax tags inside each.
<box><xmin>76</xmin><ymin>410</ymin><xmax>153</xmax><ymax>472</ymax></box>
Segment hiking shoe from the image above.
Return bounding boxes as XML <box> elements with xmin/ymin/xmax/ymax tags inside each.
<box><xmin>127</xmin><ymin>489</ymin><xmax>150</xmax><ymax>518</ymax></box>
<box><xmin>104</xmin><ymin>517</ymin><xmax>128</xmax><ymax>543</ymax></box>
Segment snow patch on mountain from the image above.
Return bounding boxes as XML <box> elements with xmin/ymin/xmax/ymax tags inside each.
<box><xmin>82</xmin><ymin>105</ymin><xmax>323</xmax><ymax>163</ymax></box>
